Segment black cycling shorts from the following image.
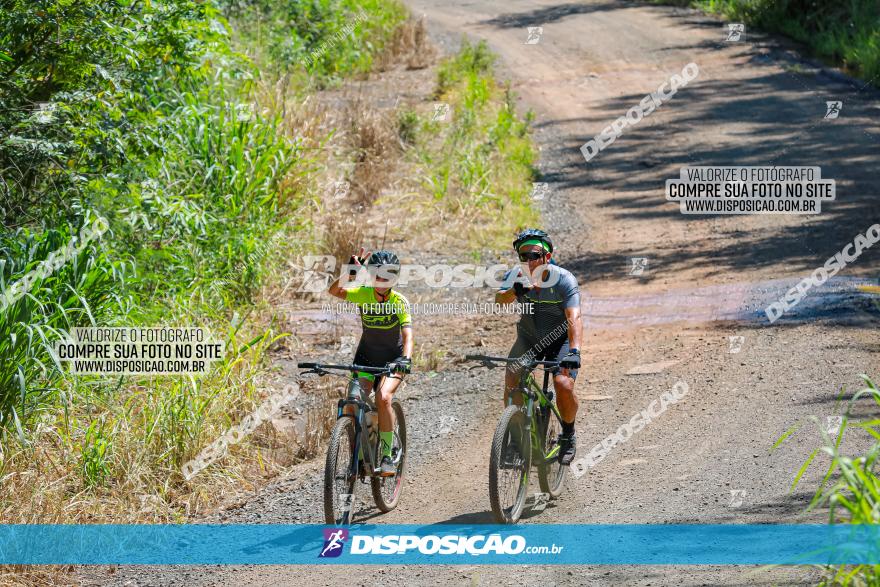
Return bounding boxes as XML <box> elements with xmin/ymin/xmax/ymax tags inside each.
<box><xmin>352</xmin><ymin>342</ymin><xmax>401</xmax><ymax>382</ymax></box>
<box><xmin>507</xmin><ymin>336</ymin><xmax>579</xmax><ymax>380</ymax></box>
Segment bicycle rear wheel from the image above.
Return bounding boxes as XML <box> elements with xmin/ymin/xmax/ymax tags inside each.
<box><xmin>489</xmin><ymin>404</ymin><xmax>531</xmax><ymax>524</ymax></box>
<box><xmin>324</xmin><ymin>416</ymin><xmax>357</xmax><ymax>525</ymax></box>
<box><xmin>538</xmin><ymin>405</ymin><xmax>566</xmax><ymax>497</ymax></box>
<box><xmin>371</xmin><ymin>400</ymin><xmax>406</xmax><ymax>512</ymax></box>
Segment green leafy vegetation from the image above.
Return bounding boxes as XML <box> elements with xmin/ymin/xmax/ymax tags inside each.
<box><xmin>0</xmin><ymin>0</ymin><xmax>540</xmax><ymax>533</ymax></box>
<box><xmin>221</xmin><ymin>0</ymin><xmax>407</xmax><ymax>86</ymax></box>
<box><xmin>411</xmin><ymin>40</ymin><xmax>539</xmax><ymax>249</ymax></box>
<box><xmin>778</xmin><ymin>376</ymin><xmax>880</xmax><ymax>585</ymax></box>
<box><xmin>650</xmin><ymin>0</ymin><xmax>880</xmax><ymax>85</ymax></box>
<box><xmin>0</xmin><ymin>0</ymin><xmax>409</xmax><ymax>521</ymax></box>
<box><xmin>0</xmin><ymin>215</ymin><xmax>127</xmax><ymax>433</ymax></box>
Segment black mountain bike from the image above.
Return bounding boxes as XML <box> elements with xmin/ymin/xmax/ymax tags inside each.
<box><xmin>465</xmin><ymin>354</ymin><xmax>567</xmax><ymax>524</ymax></box>
<box><xmin>298</xmin><ymin>362</ymin><xmax>406</xmax><ymax>525</ymax></box>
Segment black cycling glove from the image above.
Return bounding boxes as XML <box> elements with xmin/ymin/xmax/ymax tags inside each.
<box><xmin>559</xmin><ymin>349</ymin><xmax>580</xmax><ymax>370</ymax></box>
<box><xmin>390</xmin><ymin>356</ymin><xmax>411</xmax><ymax>374</ymax></box>
<box><xmin>347</xmin><ymin>255</ymin><xmax>366</xmax><ymax>279</ymax></box>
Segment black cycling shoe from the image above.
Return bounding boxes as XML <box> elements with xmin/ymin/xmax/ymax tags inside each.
<box><xmin>379</xmin><ymin>455</ymin><xmax>396</xmax><ymax>477</ymax></box>
<box><xmin>558</xmin><ymin>433</ymin><xmax>576</xmax><ymax>465</ymax></box>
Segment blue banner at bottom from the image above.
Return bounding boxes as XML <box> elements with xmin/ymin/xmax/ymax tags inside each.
<box><xmin>1</xmin><ymin>524</ymin><xmax>879</xmax><ymax>565</ymax></box>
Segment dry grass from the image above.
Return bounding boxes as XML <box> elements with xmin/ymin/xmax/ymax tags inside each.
<box><xmin>236</xmin><ymin>377</ymin><xmax>338</xmax><ymax>466</ymax></box>
<box><xmin>322</xmin><ymin>215</ymin><xmax>365</xmax><ymax>269</ymax></box>
<box><xmin>376</xmin><ymin>17</ymin><xmax>437</xmax><ymax>72</ymax></box>
<box><xmin>0</xmin><ymin>331</ymin><xmax>293</xmax><ymax>525</ymax></box>
<box><xmin>0</xmin><ymin>567</ymin><xmax>77</xmax><ymax>587</ymax></box>
<box><xmin>413</xmin><ymin>343</ymin><xmax>446</xmax><ymax>372</ymax></box>
<box><xmin>293</xmin><ymin>381</ymin><xmax>340</xmax><ymax>460</ymax></box>
<box><xmin>255</xmin><ymin>73</ymin><xmax>333</xmax><ymax>199</ymax></box>
<box><xmin>346</xmin><ymin>101</ymin><xmax>400</xmax><ymax>207</ymax></box>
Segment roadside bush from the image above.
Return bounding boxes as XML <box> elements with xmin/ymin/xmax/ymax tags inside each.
<box><xmin>220</xmin><ymin>0</ymin><xmax>407</xmax><ymax>85</ymax></box>
<box><xmin>780</xmin><ymin>376</ymin><xmax>880</xmax><ymax>585</ymax></box>
<box><xmin>0</xmin><ymin>0</ymin><xmax>412</xmax><ymax>529</ymax></box>
<box><xmin>419</xmin><ymin>40</ymin><xmax>537</xmax><ymax>248</ymax></box>
<box><xmin>0</xmin><ymin>216</ymin><xmax>127</xmax><ymax>432</ymax></box>
<box><xmin>0</xmin><ymin>0</ymin><xmax>234</xmax><ymax>229</ymax></box>
<box><xmin>655</xmin><ymin>0</ymin><xmax>880</xmax><ymax>85</ymax></box>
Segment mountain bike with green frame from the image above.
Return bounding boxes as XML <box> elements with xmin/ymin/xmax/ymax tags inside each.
<box><xmin>298</xmin><ymin>361</ymin><xmax>406</xmax><ymax>525</ymax></box>
<box><xmin>466</xmin><ymin>354</ymin><xmax>567</xmax><ymax>524</ymax></box>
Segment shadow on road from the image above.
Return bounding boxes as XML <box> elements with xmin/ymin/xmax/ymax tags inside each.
<box><xmin>480</xmin><ymin>1</ymin><xmax>640</xmax><ymax>29</ymax></box>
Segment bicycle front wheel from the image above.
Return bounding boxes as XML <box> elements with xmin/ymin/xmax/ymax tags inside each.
<box><xmin>489</xmin><ymin>404</ymin><xmax>531</xmax><ymax>524</ymax></box>
<box><xmin>324</xmin><ymin>416</ymin><xmax>357</xmax><ymax>525</ymax></box>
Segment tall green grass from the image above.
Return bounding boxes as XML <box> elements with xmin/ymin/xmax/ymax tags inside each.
<box><xmin>108</xmin><ymin>80</ymin><xmax>303</xmax><ymax>309</ymax></box>
<box><xmin>413</xmin><ymin>39</ymin><xmax>538</xmax><ymax>249</ymax></box>
<box><xmin>221</xmin><ymin>0</ymin><xmax>407</xmax><ymax>87</ymax></box>
<box><xmin>0</xmin><ymin>0</ymin><xmax>411</xmax><ymax>519</ymax></box>
<box><xmin>779</xmin><ymin>375</ymin><xmax>880</xmax><ymax>585</ymax></box>
<box><xmin>0</xmin><ymin>217</ymin><xmax>128</xmax><ymax>437</ymax></box>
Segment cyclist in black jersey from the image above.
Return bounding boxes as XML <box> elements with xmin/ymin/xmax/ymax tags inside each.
<box><xmin>328</xmin><ymin>248</ymin><xmax>413</xmax><ymax>477</ymax></box>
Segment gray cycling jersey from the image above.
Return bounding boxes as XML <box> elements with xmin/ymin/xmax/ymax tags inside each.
<box><xmin>500</xmin><ymin>263</ymin><xmax>580</xmax><ymax>344</ymax></box>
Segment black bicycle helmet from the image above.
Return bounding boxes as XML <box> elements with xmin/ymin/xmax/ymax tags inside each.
<box><xmin>366</xmin><ymin>250</ymin><xmax>400</xmax><ymax>275</ymax></box>
<box><xmin>513</xmin><ymin>228</ymin><xmax>553</xmax><ymax>253</ymax></box>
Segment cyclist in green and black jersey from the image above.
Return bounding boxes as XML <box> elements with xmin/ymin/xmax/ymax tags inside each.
<box><xmin>328</xmin><ymin>248</ymin><xmax>413</xmax><ymax>476</ymax></box>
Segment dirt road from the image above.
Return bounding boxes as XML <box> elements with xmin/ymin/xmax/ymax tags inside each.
<box><xmin>86</xmin><ymin>1</ymin><xmax>879</xmax><ymax>585</ymax></box>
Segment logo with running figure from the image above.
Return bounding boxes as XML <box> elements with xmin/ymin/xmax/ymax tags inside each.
<box><xmin>726</xmin><ymin>23</ymin><xmax>745</xmax><ymax>41</ymax></box>
<box><xmin>431</xmin><ymin>102</ymin><xmax>451</xmax><ymax>122</ymax></box>
<box><xmin>824</xmin><ymin>100</ymin><xmax>843</xmax><ymax>120</ymax></box>
<box><xmin>319</xmin><ymin>528</ymin><xmax>349</xmax><ymax>558</ymax></box>
<box><xmin>525</xmin><ymin>26</ymin><xmax>543</xmax><ymax>44</ymax></box>
<box><xmin>530</xmin><ymin>182</ymin><xmax>550</xmax><ymax>201</ymax></box>
<box><xmin>298</xmin><ymin>255</ymin><xmax>336</xmax><ymax>293</ymax></box>
<box><xmin>728</xmin><ymin>489</ymin><xmax>746</xmax><ymax>508</ymax></box>
<box><xmin>728</xmin><ymin>335</ymin><xmax>745</xmax><ymax>354</ymax></box>
<box><xmin>629</xmin><ymin>257</ymin><xmax>649</xmax><ymax>276</ymax></box>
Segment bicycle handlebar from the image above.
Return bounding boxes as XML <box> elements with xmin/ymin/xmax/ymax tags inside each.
<box><xmin>464</xmin><ymin>354</ymin><xmax>560</xmax><ymax>368</ymax></box>
<box><xmin>297</xmin><ymin>362</ymin><xmax>395</xmax><ymax>374</ymax></box>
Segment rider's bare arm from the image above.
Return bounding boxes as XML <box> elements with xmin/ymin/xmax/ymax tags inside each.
<box><xmin>401</xmin><ymin>325</ymin><xmax>413</xmax><ymax>359</ymax></box>
<box><xmin>327</xmin><ymin>275</ymin><xmax>348</xmax><ymax>300</ymax></box>
<box><xmin>565</xmin><ymin>306</ymin><xmax>582</xmax><ymax>350</ymax></box>
<box><xmin>328</xmin><ymin>247</ymin><xmax>370</xmax><ymax>300</ymax></box>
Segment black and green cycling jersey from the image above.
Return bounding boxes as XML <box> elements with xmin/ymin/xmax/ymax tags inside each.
<box><xmin>345</xmin><ymin>286</ymin><xmax>412</xmax><ymax>360</ymax></box>
<box><xmin>500</xmin><ymin>263</ymin><xmax>580</xmax><ymax>343</ymax></box>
